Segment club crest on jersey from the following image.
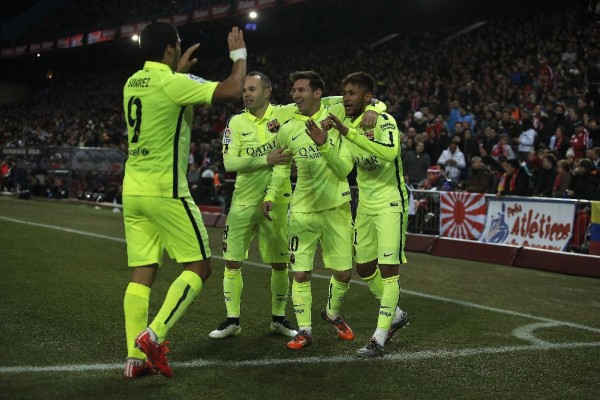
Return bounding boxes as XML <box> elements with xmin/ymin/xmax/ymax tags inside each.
<box><xmin>222</xmin><ymin>128</ymin><xmax>232</xmax><ymax>145</ymax></box>
<box><xmin>289</xmin><ymin>253</ymin><xmax>296</xmax><ymax>264</ymax></box>
<box><xmin>267</xmin><ymin>119</ymin><xmax>280</xmax><ymax>133</ymax></box>
<box><xmin>364</xmin><ymin>130</ymin><xmax>375</xmax><ymax>140</ymax></box>
<box><xmin>187</xmin><ymin>74</ymin><xmax>206</xmax><ymax>84</ymax></box>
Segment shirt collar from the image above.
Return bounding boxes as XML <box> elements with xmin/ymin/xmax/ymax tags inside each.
<box><xmin>243</xmin><ymin>103</ymin><xmax>274</xmax><ymax>122</ymax></box>
<box><xmin>143</xmin><ymin>61</ymin><xmax>173</xmax><ymax>73</ymax></box>
<box><xmin>292</xmin><ymin>103</ymin><xmax>326</xmax><ymax>122</ymax></box>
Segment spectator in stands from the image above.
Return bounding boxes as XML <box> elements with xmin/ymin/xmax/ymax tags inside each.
<box><xmin>566</xmin><ymin>158</ymin><xmax>600</xmax><ymax>199</ymax></box>
<box><xmin>461</xmin><ymin>156</ymin><xmax>493</xmax><ymax>193</ymax></box>
<box><xmin>566</xmin><ymin>147</ymin><xmax>577</xmax><ymax>168</ymax></box>
<box><xmin>515</xmin><ymin>119</ymin><xmax>537</xmax><ymax>160</ymax></box>
<box><xmin>418</xmin><ymin>165</ymin><xmax>445</xmax><ymax>190</ymax></box>
<box><xmin>534</xmin><ymin>154</ymin><xmax>558</xmax><ymax>197</ymax></box>
<box><xmin>491</xmin><ymin>133</ymin><xmax>516</xmax><ymax>161</ymax></box>
<box><xmin>586</xmin><ymin>117</ymin><xmax>599</xmax><ymax>147</ymax></box>
<box><xmin>458</xmin><ymin>128</ymin><xmax>479</xmax><ymax>163</ymax></box>
<box><xmin>187</xmin><ymin>162</ymin><xmax>201</xmax><ymax>203</ymax></box>
<box><xmin>549</xmin><ymin>125</ymin><xmax>570</xmax><ymax>159</ymax></box>
<box><xmin>479</xmin><ymin>109</ymin><xmax>498</xmax><ymax>133</ymax></box>
<box><xmin>403</xmin><ymin>141</ymin><xmax>431</xmax><ymax>186</ymax></box>
<box><xmin>496</xmin><ymin>158</ymin><xmax>530</xmax><ymax>197</ymax></box>
<box><xmin>499</xmin><ymin>110</ymin><xmax>520</xmax><ymax>144</ymax></box>
<box><xmin>589</xmin><ymin>147</ymin><xmax>600</xmax><ymax>170</ymax></box>
<box><xmin>532</xmin><ymin>105</ymin><xmax>550</xmax><ymax>146</ymax></box>
<box><xmin>437</xmin><ymin>140</ymin><xmax>466</xmax><ymax>183</ymax></box>
<box><xmin>447</xmin><ymin>100</ymin><xmax>461</xmax><ymax>135</ymax></box>
<box><xmin>423</xmin><ymin>129</ymin><xmax>443</xmax><ymax>163</ymax></box>
<box><xmin>552</xmin><ymin>159</ymin><xmax>573</xmax><ymax>197</ymax></box>
<box><xmin>571</xmin><ymin>120</ymin><xmax>591</xmax><ymax>159</ymax></box>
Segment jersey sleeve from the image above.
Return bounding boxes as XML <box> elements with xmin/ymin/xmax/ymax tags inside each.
<box><xmin>222</xmin><ymin>116</ymin><xmax>269</xmax><ymax>172</ymax></box>
<box><xmin>263</xmin><ymin>126</ymin><xmax>291</xmax><ymax>203</ymax></box>
<box><xmin>345</xmin><ymin>113</ymin><xmax>399</xmax><ymax>162</ymax></box>
<box><xmin>318</xmin><ymin>136</ymin><xmax>354</xmax><ymax>180</ymax></box>
<box><xmin>164</xmin><ymin>73</ymin><xmax>219</xmax><ymax>106</ymax></box>
<box><xmin>321</xmin><ymin>96</ymin><xmax>343</xmax><ymax>107</ymax></box>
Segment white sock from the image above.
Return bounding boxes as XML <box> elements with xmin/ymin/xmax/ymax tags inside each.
<box><xmin>299</xmin><ymin>326</ymin><xmax>312</xmax><ymax>335</ymax></box>
<box><xmin>373</xmin><ymin>328</ymin><xmax>388</xmax><ymax>346</ymax></box>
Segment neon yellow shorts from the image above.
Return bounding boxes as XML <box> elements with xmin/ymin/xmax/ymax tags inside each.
<box><xmin>288</xmin><ymin>203</ymin><xmax>353</xmax><ymax>272</ymax></box>
<box><xmin>123</xmin><ymin>195</ymin><xmax>211</xmax><ymax>266</ymax></box>
<box><xmin>223</xmin><ymin>202</ymin><xmax>289</xmax><ymax>264</ymax></box>
<box><xmin>354</xmin><ymin>211</ymin><xmax>407</xmax><ymax>265</ymax></box>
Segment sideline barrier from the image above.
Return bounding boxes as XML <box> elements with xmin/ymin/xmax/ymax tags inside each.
<box><xmin>430</xmin><ymin>237</ymin><xmax>519</xmax><ymax>266</ymax></box>
<box><xmin>405</xmin><ymin>233</ymin><xmax>600</xmax><ymax>279</ymax></box>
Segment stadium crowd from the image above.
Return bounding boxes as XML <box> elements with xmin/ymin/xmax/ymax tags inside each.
<box><xmin>1</xmin><ymin>0</ymin><xmax>600</xmax><ymax>202</ymax></box>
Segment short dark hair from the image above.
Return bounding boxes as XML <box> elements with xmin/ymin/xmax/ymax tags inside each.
<box><xmin>289</xmin><ymin>71</ymin><xmax>325</xmax><ymax>93</ymax></box>
<box><xmin>507</xmin><ymin>159</ymin><xmax>520</xmax><ymax>169</ymax></box>
<box><xmin>140</xmin><ymin>21</ymin><xmax>179</xmax><ymax>61</ymax></box>
<box><xmin>342</xmin><ymin>71</ymin><xmax>374</xmax><ymax>93</ymax></box>
<box><xmin>247</xmin><ymin>71</ymin><xmax>272</xmax><ymax>89</ymax></box>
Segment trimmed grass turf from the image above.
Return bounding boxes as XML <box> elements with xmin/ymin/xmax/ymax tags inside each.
<box><xmin>1</xmin><ymin>196</ymin><xmax>599</xmax><ymax>399</ymax></box>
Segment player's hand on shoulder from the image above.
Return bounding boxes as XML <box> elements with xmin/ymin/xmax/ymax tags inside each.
<box><xmin>361</xmin><ymin>110</ymin><xmax>379</xmax><ymax>129</ymax></box>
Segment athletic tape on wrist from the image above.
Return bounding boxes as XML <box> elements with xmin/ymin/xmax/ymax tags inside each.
<box><xmin>230</xmin><ymin>48</ymin><xmax>247</xmax><ymax>62</ymax></box>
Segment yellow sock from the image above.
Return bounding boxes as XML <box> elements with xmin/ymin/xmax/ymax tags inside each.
<box><xmin>224</xmin><ymin>267</ymin><xmax>243</xmax><ymax>318</ymax></box>
<box><xmin>292</xmin><ymin>280</ymin><xmax>312</xmax><ymax>330</ymax></box>
<box><xmin>124</xmin><ymin>282</ymin><xmax>150</xmax><ymax>359</ymax></box>
<box><xmin>361</xmin><ymin>268</ymin><xmax>383</xmax><ymax>300</ymax></box>
<box><xmin>326</xmin><ymin>276</ymin><xmax>349</xmax><ymax>319</ymax></box>
<box><xmin>271</xmin><ymin>268</ymin><xmax>289</xmax><ymax>317</ymax></box>
<box><xmin>377</xmin><ymin>275</ymin><xmax>400</xmax><ymax>331</ymax></box>
<box><xmin>150</xmin><ymin>270</ymin><xmax>203</xmax><ymax>341</ymax></box>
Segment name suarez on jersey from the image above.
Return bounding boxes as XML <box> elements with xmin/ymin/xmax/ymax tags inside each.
<box><xmin>127</xmin><ymin>78</ymin><xmax>151</xmax><ymax>88</ymax></box>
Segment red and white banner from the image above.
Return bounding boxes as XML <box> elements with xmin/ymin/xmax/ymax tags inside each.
<box><xmin>440</xmin><ymin>192</ymin><xmax>486</xmax><ymax>240</ymax></box>
<box><xmin>192</xmin><ymin>8</ymin><xmax>211</xmax><ymax>22</ymax></box>
<box><xmin>41</xmin><ymin>40</ymin><xmax>55</xmax><ymax>51</ymax></box>
<box><xmin>57</xmin><ymin>37</ymin><xmax>70</xmax><ymax>49</ymax></box>
<box><xmin>212</xmin><ymin>4</ymin><xmax>230</xmax><ymax>18</ymax></box>
<box><xmin>479</xmin><ymin>198</ymin><xmax>576</xmax><ymax>251</ymax></box>
<box><xmin>172</xmin><ymin>13</ymin><xmax>190</xmax><ymax>26</ymax></box>
<box><xmin>1</xmin><ymin>48</ymin><xmax>16</xmax><ymax>58</ymax></box>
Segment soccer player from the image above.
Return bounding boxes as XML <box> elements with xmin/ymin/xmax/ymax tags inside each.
<box><xmin>121</xmin><ymin>21</ymin><xmax>246</xmax><ymax>378</ymax></box>
<box><xmin>262</xmin><ymin>71</ymin><xmax>381</xmax><ymax>350</ymax></box>
<box><xmin>326</xmin><ymin>72</ymin><xmax>409</xmax><ymax>357</ymax></box>
<box><xmin>210</xmin><ymin>72</ymin><xmax>348</xmax><ymax>339</ymax></box>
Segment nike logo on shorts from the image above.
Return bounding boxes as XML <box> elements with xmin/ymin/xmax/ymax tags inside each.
<box><xmin>242</xmin><ymin>132</ymin><xmax>252</xmax><ymax>136</ymax></box>
<box><xmin>384</xmin><ymin>252</ymin><xmax>396</xmax><ymax>257</ymax></box>
<box><xmin>292</xmin><ymin>134</ymin><xmax>301</xmax><ymax>140</ymax></box>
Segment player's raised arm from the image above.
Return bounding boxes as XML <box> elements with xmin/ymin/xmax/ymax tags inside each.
<box><xmin>213</xmin><ymin>27</ymin><xmax>246</xmax><ymax>103</ymax></box>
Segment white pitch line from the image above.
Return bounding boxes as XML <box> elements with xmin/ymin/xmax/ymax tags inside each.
<box><xmin>2</xmin><ymin>215</ymin><xmax>600</xmax><ymax>334</ymax></box>
<box><xmin>1</xmin><ymin>341</ymin><xmax>600</xmax><ymax>375</ymax></box>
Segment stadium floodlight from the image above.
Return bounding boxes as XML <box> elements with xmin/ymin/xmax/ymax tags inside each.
<box><xmin>131</xmin><ymin>34</ymin><xmax>139</xmax><ymax>42</ymax></box>
<box><xmin>36</xmin><ymin>53</ymin><xmax>41</xmax><ymax>57</ymax></box>
<box><xmin>249</xmin><ymin>11</ymin><xmax>257</xmax><ymax>19</ymax></box>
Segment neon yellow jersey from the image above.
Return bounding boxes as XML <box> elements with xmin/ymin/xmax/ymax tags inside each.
<box><xmin>223</xmin><ymin>103</ymin><xmax>295</xmax><ymax>206</ymax></box>
<box><xmin>223</xmin><ymin>97</ymin><xmax>342</xmax><ymax>206</ymax></box>
<box><xmin>344</xmin><ymin>112</ymin><xmax>408</xmax><ymax>214</ymax></box>
<box><xmin>265</xmin><ymin>103</ymin><xmax>354</xmax><ymax>213</ymax></box>
<box><xmin>122</xmin><ymin>61</ymin><xmax>218</xmax><ymax>197</ymax></box>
